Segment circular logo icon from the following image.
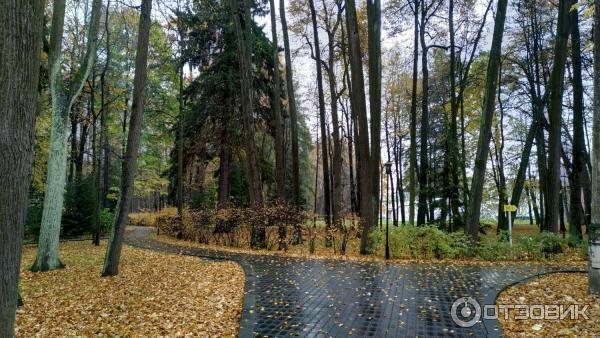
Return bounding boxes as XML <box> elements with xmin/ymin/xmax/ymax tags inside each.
<box><xmin>451</xmin><ymin>297</ymin><xmax>481</xmax><ymax>327</ymax></box>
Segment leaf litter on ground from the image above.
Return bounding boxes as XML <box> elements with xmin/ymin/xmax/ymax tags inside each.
<box><xmin>496</xmin><ymin>272</ymin><xmax>599</xmax><ymax>337</ymax></box>
<box><xmin>17</xmin><ymin>241</ymin><xmax>244</xmax><ymax>337</ymax></box>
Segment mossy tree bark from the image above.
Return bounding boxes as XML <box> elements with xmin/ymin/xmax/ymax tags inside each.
<box><xmin>0</xmin><ymin>0</ymin><xmax>43</xmax><ymax>335</ymax></box>
<box><xmin>102</xmin><ymin>0</ymin><xmax>152</xmax><ymax>276</ymax></box>
<box><xmin>31</xmin><ymin>0</ymin><xmax>103</xmax><ymax>272</ymax></box>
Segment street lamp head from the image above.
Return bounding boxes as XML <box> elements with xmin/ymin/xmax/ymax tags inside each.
<box><xmin>384</xmin><ymin>161</ymin><xmax>392</xmax><ymax>174</ymax></box>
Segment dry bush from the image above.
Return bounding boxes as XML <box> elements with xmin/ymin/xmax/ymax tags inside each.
<box><xmin>155</xmin><ymin>206</ymin><xmax>306</xmax><ymax>251</ymax></box>
<box><xmin>129</xmin><ymin>208</ymin><xmax>177</xmax><ymax>227</ymax></box>
<box><xmin>156</xmin><ymin>214</ymin><xmax>183</xmax><ymax>238</ymax></box>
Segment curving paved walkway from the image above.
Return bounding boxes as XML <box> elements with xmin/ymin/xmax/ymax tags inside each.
<box><xmin>125</xmin><ymin>226</ymin><xmax>581</xmax><ymax>338</ymax></box>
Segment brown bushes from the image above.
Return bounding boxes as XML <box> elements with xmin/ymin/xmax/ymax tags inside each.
<box><xmin>155</xmin><ymin>206</ymin><xmax>306</xmax><ymax>250</ymax></box>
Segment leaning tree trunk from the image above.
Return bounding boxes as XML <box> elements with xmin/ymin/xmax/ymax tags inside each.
<box><xmin>589</xmin><ymin>0</ymin><xmax>600</xmax><ymax>295</ymax></box>
<box><xmin>465</xmin><ymin>0</ymin><xmax>508</xmax><ymax>241</ymax></box>
<box><xmin>346</xmin><ymin>0</ymin><xmax>374</xmax><ymax>254</ymax></box>
<box><xmin>0</xmin><ymin>0</ymin><xmax>43</xmax><ymax>335</ymax></box>
<box><xmin>102</xmin><ymin>0</ymin><xmax>152</xmax><ymax>276</ymax></box>
<box><xmin>280</xmin><ymin>0</ymin><xmax>301</xmax><ymax>207</ymax></box>
<box><xmin>545</xmin><ymin>0</ymin><xmax>571</xmax><ymax>234</ymax></box>
<box><xmin>31</xmin><ymin>0</ymin><xmax>103</xmax><ymax>272</ymax></box>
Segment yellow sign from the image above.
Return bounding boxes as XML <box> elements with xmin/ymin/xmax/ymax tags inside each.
<box><xmin>504</xmin><ymin>204</ymin><xmax>517</xmax><ymax>212</ymax></box>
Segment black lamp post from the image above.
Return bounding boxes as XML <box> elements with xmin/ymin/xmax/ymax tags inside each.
<box><xmin>385</xmin><ymin>161</ymin><xmax>392</xmax><ymax>260</ymax></box>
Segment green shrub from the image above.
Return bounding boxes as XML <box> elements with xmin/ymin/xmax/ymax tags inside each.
<box><xmin>476</xmin><ymin>238</ymin><xmax>513</xmax><ymax>261</ymax></box>
<box><xmin>370</xmin><ymin>225</ymin><xmax>469</xmax><ymax>259</ymax></box>
<box><xmin>99</xmin><ymin>208</ymin><xmax>114</xmax><ymax>233</ymax></box>
<box><xmin>514</xmin><ymin>234</ymin><xmax>543</xmax><ymax>260</ymax></box>
<box><xmin>62</xmin><ymin>177</ymin><xmax>96</xmax><ymax>237</ymax></box>
<box><xmin>538</xmin><ymin>232</ymin><xmax>563</xmax><ymax>256</ymax></box>
<box><xmin>581</xmin><ymin>240</ymin><xmax>589</xmax><ymax>258</ymax></box>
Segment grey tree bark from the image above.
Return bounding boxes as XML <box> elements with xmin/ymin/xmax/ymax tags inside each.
<box><xmin>102</xmin><ymin>0</ymin><xmax>152</xmax><ymax>276</ymax></box>
<box><xmin>465</xmin><ymin>0</ymin><xmax>508</xmax><ymax>241</ymax></box>
<box><xmin>0</xmin><ymin>0</ymin><xmax>43</xmax><ymax>335</ymax></box>
<box><xmin>32</xmin><ymin>0</ymin><xmax>103</xmax><ymax>271</ymax></box>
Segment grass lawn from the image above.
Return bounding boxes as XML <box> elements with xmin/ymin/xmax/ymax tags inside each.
<box><xmin>17</xmin><ymin>241</ymin><xmax>244</xmax><ymax>337</ymax></box>
<box><xmin>497</xmin><ymin>272</ymin><xmax>600</xmax><ymax>337</ymax></box>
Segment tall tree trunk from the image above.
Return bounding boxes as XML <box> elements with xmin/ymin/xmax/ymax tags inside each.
<box><xmin>465</xmin><ymin>0</ymin><xmax>508</xmax><ymax>241</ymax></box>
<box><xmin>526</xmin><ymin>186</ymin><xmax>534</xmax><ymax>225</ymax></box>
<box><xmin>217</xmin><ymin>99</ymin><xmax>231</xmax><ymax>209</ymax></box>
<box><xmin>545</xmin><ymin>0</ymin><xmax>571</xmax><ymax>234</ymax></box>
<box><xmin>0</xmin><ymin>0</ymin><xmax>43</xmax><ymax>335</ymax></box>
<box><xmin>385</xmin><ymin>111</ymin><xmax>397</xmax><ymax>226</ymax></box>
<box><xmin>569</xmin><ymin>3</ymin><xmax>587</xmax><ymax>239</ymax></box>
<box><xmin>102</xmin><ymin>0</ymin><xmax>152</xmax><ymax>276</ymax></box>
<box><xmin>508</xmin><ymin>121</ymin><xmax>537</xmax><ymax>225</ymax></box>
<box><xmin>395</xmin><ymin>132</ymin><xmax>406</xmax><ymax>225</ymax></box>
<box><xmin>32</xmin><ymin>0</ymin><xmax>102</xmax><ymax>272</ymax></box>
<box><xmin>269</xmin><ymin>0</ymin><xmax>285</xmax><ymax>202</ymax></box>
<box><xmin>308</xmin><ymin>0</ymin><xmax>332</xmax><ymax>235</ymax></box>
<box><xmin>495</xmin><ymin>72</ymin><xmax>508</xmax><ymax>232</ymax></box>
<box><xmin>95</xmin><ymin>0</ymin><xmax>111</xmax><ymax>246</ymax></box>
<box><xmin>231</xmin><ymin>0</ymin><xmax>264</xmax><ymax>247</ymax></box>
<box><xmin>408</xmin><ymin>0</ymin><xmax>418</xmax><ymax>225</ymax></box>
<box><xmin>346</xmin><ymin>0</ymin><xmax>374</xmax><ymax>254</ymax></box>
<box><xmin>416</xmin><ymin>1</ymin><xmax>429</xmax><ymax>226</ymax></box>
<box><xmin>340</xmin><ymin>22</ymin><xmax>359</xmax><ymax>214</ymax></box>
<box><xmin>325</xmin><ymin>21</ymin><xmax>344</xmax><ymax>236</ymax></box>
<box><xmin>280</xmin><ymin>0</ymin><xmax>300</xmax><ymax>207</ymax></box>
<box><xmin>367</xmin><ymin>0</ymin><xmax>381</xmax><ymax>222</ymax></box>
<box><xmin>589</xmin><ymin>0</ymin><xmax>600</xmax><ymax>294</ymax></box>
<box><xmin>447</xmin><ymin>0</ymin><xmax>461</xmax><ymax>229</ymax></box>
<box><xmin>177</xmin><ymin>61</ymin><xmax>184</xmax><ymax>216</ymax></box>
